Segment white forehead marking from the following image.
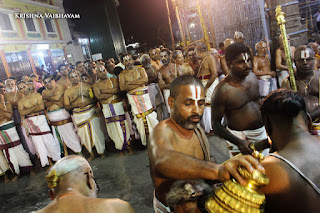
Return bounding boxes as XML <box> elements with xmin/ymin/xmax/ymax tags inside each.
<box><xmin>301</xmin><ymin>49</ymin><xmax>310</xmax><ymax>59</ymax></box>
<box><xmin>242</xmin><ymin>53</ymin><xmax>250</xmax><ymax>66</ymax></box>
<box><xmin>189</xmin><ymin>85</ymin><xmax>201</xmax><ymax>108</ymax></box>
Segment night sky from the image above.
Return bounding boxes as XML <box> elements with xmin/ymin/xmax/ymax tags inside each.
<box><xmin>117</xmin><ymin>0</ymin><xmax>176</xmax><ymax>46</ymax></box>
<box><xmin>64</xmin><ymin>0</ymin><xmax>177</xmax><ymax>48</ymax></box>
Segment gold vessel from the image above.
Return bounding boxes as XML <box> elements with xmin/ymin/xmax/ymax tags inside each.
<box><xmin>205</xmin><ymin>150</ymin><xmax>269</xmax><ymax>213</ymax></box>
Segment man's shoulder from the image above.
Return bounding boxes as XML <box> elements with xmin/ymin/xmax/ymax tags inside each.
<box><xmin>99</xmin><ymin>198</ymin><xmax>134</xmax><ymax>212</ymax></box>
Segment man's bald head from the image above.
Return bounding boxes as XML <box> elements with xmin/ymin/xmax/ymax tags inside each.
<box><xmin>46</xmin><ymin>155</ymin><xmax>97</xmax><ymax>198</ymax></box>
<box><xmin>170</xmin><ymin>75</ymin><xmax>204</xmax><ymax>99</ymax></box>
<box><xmin>224</xmin><ymin>38</ymin><xmax>234</xmax><ymax>49</ymax></box>
<box><xmin>294</xmin><ymin>45</ymin><xmax>315</xmax><ymax>75</ymax></box>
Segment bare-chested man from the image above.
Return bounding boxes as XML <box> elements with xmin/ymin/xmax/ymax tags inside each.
<box><xmin>172</xmin><ymin>50</ymin><xmax>194</xmax><ymax>76</ymax></box>
<box><xmin>211</xmin><ymin>43</ymin><xmax>269</xmax><ymax>157</ymax></box>
<box><xmin>140</xmin><ymin>54</ymin><xmax>166</xmax><ymax>121</ymax></box>
<box><xmin>158</xmin><ymin>48</ymin><xmax>181</xmax><ymax>114</ymax></box>
<box><xmin>253</xmin><ymin>41</ymin><xmax>277</xmax><ymax>97</ymax></box>
<box><xmin>260</xmin><ymin>90</ymin><xmax>320</xmax><ymax>212</ymax></box>
<box><xmin>42</xmin><ymin>76</ymin><xmax>81</xmax><ymax>156</ymax></box>
<box><xmin>149</xmin><ymin>75</ymin><xmax>265</xmax><ymax>213</ymax></box>
<box><xmin>64</xmin><ymin>71</ymin><xmax>105</xmax><ymax>160</ymax></box>
<box><xmin>195</xmin><ymin>43</ymin><xmax>219</xmax><ymax>134</ymax></box>
<box><xmin>119</xmin><ymin>53</ymin><xmax>159</xmax><ymax>146</ymax></box>
<box><xmin>275</xmin><ymin>34</ymin><xmax>296</xmax><ymax>86</ymax></box>
<box><xmin>38</xmin><ymin>155</ymin><xmax>135</xmax><ymax>213</ymax></box>
<box><xmin>93</xmin><ymin>63</ymin><xmax>130</xmax><ymax>153</ymax></box>
<box><xmin>220</xmin><ymin>38</ymin><xmax>234</xmax><ymax>77</ymax></box>
<box><xmin>57</xmin><ymin>64</ymin><xmax>71</xmax><ymax>90</ymax></box>
<box><xmin>234</xmin><ymin>31</ymin><xmax>254</xmax><ymax>59</ymax></box>
<box><xmin>282</xmin><ymin>46</ymin><xmax>320</xmax><ymax>137</ymax></box>
<box><xmin>149</xmin><ymin>48</ymin><xmax>162</xmax><ymax>70</ymax></box>
<box><xmin>0</xmin><ymin>93</ymin><xmax>33</xmax><ymax>181</ymax></box>
<box><xmin>18</xmin><ymin>82</ymin><xmax>61</xmax><ymax>167</ymax></box>
<box><xmin>186</xmin><ymin>46</ymin><xmax>199</xmax><ymax>74</ymax></box>
<box><xmin>309</xmin><ymin>42</ymin><xmax>320</xmax><ymax>71</ymax></box>
<box><xmin>4</xmin><ymin>79</ymin><xmax>33</xmax><ymax>158</ymax></box>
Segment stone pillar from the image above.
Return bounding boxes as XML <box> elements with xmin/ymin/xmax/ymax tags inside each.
<box><xmin>267</xmin><ymin>0</ymin><xmax>307</xmax><ymax>47</ymax></box>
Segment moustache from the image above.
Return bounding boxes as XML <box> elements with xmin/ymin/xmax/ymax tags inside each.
<box><xmin>188</xmin><ymin>115</ymin><xmax>202</xmax><ymax>121</ymax></box>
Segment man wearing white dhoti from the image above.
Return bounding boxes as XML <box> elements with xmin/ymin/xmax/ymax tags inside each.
<box><xmin>253</xmin><ymin>41</ymin><xmax>277</xmax><ymax>97</ymax></box>
<box><xmin>18</xmin><ymin>82</ymin><xmax>61</xmax><ymax>168</ymax></box>
<box><xmin>93</xmin><ymin>62</ymin><xmax>130</xmax><ymax>153</ymax></box>
<box><xmin>64</xmin><ymin>71</ymin><xmax>105</xmax><ymax>160</ymax></box>
<box><xmin>42</xmin><ymin>76</ymin><xmax>81</xmax><ymax>156</ymax></box>
<box><xmin>195</xmin><ymin>43</ymin><xmax>219</xmax><ymax>134</ymax></box>
<box><xmin>119</xmin><ymin>54</ymin><xmax>159</xmax><ymax>146</ymax></box>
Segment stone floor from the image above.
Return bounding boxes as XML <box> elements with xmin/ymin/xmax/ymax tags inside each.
<box><xmin>0</xmin><ymin>135</ymin><xmax>230</xmax><ymax>213</ymax></box>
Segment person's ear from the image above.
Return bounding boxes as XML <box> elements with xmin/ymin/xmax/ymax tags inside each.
<box><xmin>168</xmin><ymin>96</ymin><xmax>174</xmax><ymax>110</ymax></box>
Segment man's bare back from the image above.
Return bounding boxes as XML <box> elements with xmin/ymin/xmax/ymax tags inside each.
<box><xmin>38</xmin><ymin>194</ymin><xmax>134</xmax><ymax>213</ymax></box>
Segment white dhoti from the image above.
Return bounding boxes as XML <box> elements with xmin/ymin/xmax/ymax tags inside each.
<box><xmin>276</xmin><ymin>69</ymin><xmax>289</xmax><ymax>86</ymax></box>
<box><xmin>163</xmin><ymin>89</ymin><xmax>171</xmax><ymax>114</ymax></box>
<box><xmin>127</xmin><ymin>88</ymin><xmax>159</xmax><ymax>146</ymax></box>
<box><xmin>0</xmin><ymin>151</ymin><xmax>9</xmax><ymax>175</ymax></box>
<box><xmin>0</xmin><ymin>121</ymin><xmax>33</xmax><ymax>175</ymax></box>
<box><xmin>258</xmin><ymin>75</ymin><xmax>277</xmax><ymax>97</ymax></box>
<box><xmin>25</xmin><ymin>113</ymin><xmax>61</xmax><ymax>167</ymax></box>
<box><xmin>47</xmin><ymin>108</ymin><xmax>82</xmax><ymax>153</ymax></box>
<box><xmin>226</xmin><ymin>126</ymin><xmax>269</xmax><ymax>157</ymax></box>
<box><xmin>102</xmin><ymin>101</ymin><xmax>130</xmax><ymax>150</ymax></box>
<box><xmin>73</xmin><ymin>105</ymin><xmax>105</xmax><ymax>154</ymax></box>
<box><xmin>199</xmin><ymin>76</ymin><xmax>219</xmax><ymax>133</ymax></box>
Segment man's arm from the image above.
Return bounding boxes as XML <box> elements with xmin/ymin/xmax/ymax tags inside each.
<box><xmin>157</xmin><ymin>71</ymin><xmax>170</xmax><ymax>90</ymax></box>
<box><xmin>275</xmin><ymin>49</ymin><xmax>288</xmax><ymax>70</ymax></box>
<box><xmin>46</xmin><ymin>85</ymin><xmax>64</xmax><ymax>102</ymax></box>
<box><xmin>119</xmin><ymin>73</ymin><xmax>140</xmax><ymax>91</ymax></box>
<box><xmin>130</xmin><ymin>67</ymin><xmax>148</xmax><ymax>86</ymax></box>
<box><xmin>204</xmin><ymin>56</ymin><xmax>218</xmax><ymax>92</ymax></box>
<box><xmin>92</xmin><ymin>83</ymin><xmax>115</xmax><ymax>100</ymax></box>
<box><xmin>220</xmin><ymin>56</ymin><xmax>229</xmax><ymax>76</ymax></box>
<box><xmin>211</xmin><ymin>87</ymin><xmax>252</xmax><ymax>154</ymax></box>
<box><xmin>34</xmin><ymin>94</ymin><xmax>45</xmax><ymax>112</ymax></box>
<box><xmin>64</xmin><ymin>90</ymin><xmax>74</xmax><ymax>111</ymax></box>
<box><xmin>0</xmin><ymin>103</ymin><xmax>12</xmax><ymax>118</ymax></box>
<box><xmin>18</xmin><ymin>101</ymin><xmax>37</xmax><ymax>116</ymax></box>
<box><xmin>149</xmin><ymin>123</ymin><xmax>263</xmax><ymax>184</ymax></box>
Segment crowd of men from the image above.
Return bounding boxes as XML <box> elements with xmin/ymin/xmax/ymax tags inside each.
<box><xmin>0</xmin><ymin>30</ymin><xmax>320</xmax><ymax>212</ymax></box>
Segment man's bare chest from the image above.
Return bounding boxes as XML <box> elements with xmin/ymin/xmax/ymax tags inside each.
<box><xmin>171</xmin><ymin>134</ymin><xmax>205</xmax><ymax>160</ymax></box>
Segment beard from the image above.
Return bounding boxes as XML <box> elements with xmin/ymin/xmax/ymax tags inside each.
<box><xmin>6</xmin><ymin>87</ymin><xmax>15</xmax><ymax>93</ymax></box>
<box><xmin>173</xmin><ymin>106</ymin><xmax>202</xmax><ymax>130</ymax></box>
